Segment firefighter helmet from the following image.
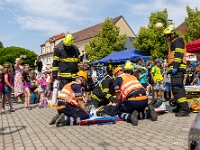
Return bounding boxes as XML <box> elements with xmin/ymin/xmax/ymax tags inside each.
<box><xmin>163</xmin><ymin>27</ymin><xmax>175</xmax><ymax>35</ymax></box>
<box><xmin>124</xmin><ymin>61</ymin><xmax>134</xmax><ymax>70</ymax></box>
<box><xmin>113</xmin><ymin>66</ymin><xmax>123</xmax><ymax>75</ymax></box>
<box><xmin>77</xmin><ymin>70</ymin><xmax>88</xmax><ymax>81</ymax></box>
<box><xmin>63</xmin><ymin>34</ymin><xmax>74</xmax><ymax>46</ymax></box>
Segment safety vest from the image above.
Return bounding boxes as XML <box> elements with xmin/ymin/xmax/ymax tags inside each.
<box><xmin>120</xmin><ymin>74</ymin><xmax>144</xmax><ymax>100</ymax></box>
<box><xmin>57</xmin><ymin>81</ymin><xmax>78</xmax><ymax>106</ymax></box>
<box><xmin>168</xmin><ymin>37</ymin><xmax>187</xmax><ymax>66</ymax></box>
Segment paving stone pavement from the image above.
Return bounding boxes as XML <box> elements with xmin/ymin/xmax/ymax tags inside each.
<box><xmin>0</xmin><ymin>103</ymin><xmax>197</xmax><ymax>150</ymax></box>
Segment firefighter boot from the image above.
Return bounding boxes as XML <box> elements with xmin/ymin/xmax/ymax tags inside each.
<box><xmin>55</xmin><ymin>113</ymin><xmax>65</xmax><ymax>127</ymax></box>
<box><xmin>148</xmin><ymin>104</ymin><xmax>158</xmax><ymax>121</ymax></box>
<box><xmin>175</xmin><ymin>102</ymin><xmax>190</xmax><ymax>117</ymax></box>
<box><xmin>149</xmin><ymin>99</ymin><xmax>157</xmax><ymax>106</ymax></box>
<box><xmin>172</xmin><ymin>103</ymin><xmax>179</xmax><ymax>113</ymax></box>
<box><xmin>49</xmin><ymin>114</ymin><xmax>60</xmax><ymax>125</ymax></box>
<box><xmin>130</xmin><ymin>110</ymin><xmax>138</xmax><ymax>126</ymax></box>
<box><xmin>153</xmin><ymin>98</ymin><xmax>162</xmax><ymax>108</ymax></box>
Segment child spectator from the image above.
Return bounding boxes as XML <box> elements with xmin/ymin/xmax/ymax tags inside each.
<box><xmin>22</xmin><ymin>64</ymin><xmax>31</xmax><ymax>110</ymax></box>
<box><xmin>133</xmin><ymin>65</ymin><xmax>140</xmax><ymax>80</ymax></box>
<box><xmin>139</xmin><ymin>67</ymin><xmax>147</xmax><ymax>89</ymax></box>
<box><xmin>1</xmin><ymin>62</ymin><xmax>15</xmax><ymax>113</ymax></box>
<box><xmin>146</xmin><ymin>61</ymin><xmax>154</xmax><ymax>98</ymax></box>
<box><xmin>163</xmin><ymin>63</ymin><xmax>173</xmax><ymax>101</ymax></box>
<box><xmin>96</xmin><ymin>63</ymin><xmax>104</xmax><ymax>81</ymax></box>
<box><xmin>38</xmin><ymin>68</ymin><xmax>48</xmax><ymax>100</ymax></box>
<box><xmin>151</xmin><ymin>59</ymin><xmax>165</xmax><ymax>102</ymax></box>
<box><xmin>187</xmin><ymin>62</ymin><xmax>198</xmax><ymax>85</ymax></box>
<box><xmin>30</xmin><ymin>70</ymin><xmax>37</xmax><ymax>93</ymax></box>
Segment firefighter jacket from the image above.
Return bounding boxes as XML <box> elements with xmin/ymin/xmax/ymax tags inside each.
<box><xmin>118</xmin><ymin>74</ymin><xmax>147</xmax><ymax>101</ymax></box>
<box><xmin>57</xmin><ymin>81</ymin><xmax>81</xmax><ymax>108</ymax></box>
<box><xmin>52</xmin><ymin>44</ymin><xmax>80</xmax><ymax>79</ymax></box>
<box><xmin>167</xmin><ymin>35</ymin><xmax>187</xmax><ymax>73</ymax></box>
<box><xmin>91</xmin><ymin>76</ymin><xmax>115</xmax><ymax>103</ymax></box>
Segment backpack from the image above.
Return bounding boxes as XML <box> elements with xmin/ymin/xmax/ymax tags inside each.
<box><xmin>30</xmin><ymin>93</ymin><xmax>37</xmax><ymax>104</ymax></box>
<box><xmin>39</xmin><ymin>76</ymin><xmax>47</xmax><ymax>89</ymax></box>
<box><xmin>39</xmin><ymin>97</ymin><xmax>49</xmax><ymax>108</ymax></box>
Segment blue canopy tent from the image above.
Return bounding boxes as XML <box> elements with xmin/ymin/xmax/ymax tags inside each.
<box><xmin>91</xmin><ymin>48</ymin><xmax>150</xmax><ymax>65</ymax></box>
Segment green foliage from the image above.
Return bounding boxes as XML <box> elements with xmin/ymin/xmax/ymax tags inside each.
<box><xmin>0</xmin><ymin>41</ymin><xmax>3</xmax><ymax>48</ymax></box>
<box><xmin>0</xmin><ymin>46</ymin><xmax>37</xmax><ymax>68</ymax></box>
<box><xmin>184</xmin><ymin>6</ymin><xmax>200</xmax><ymax>43</ymax></box>
<box><xmin>85</xmin><ymin>17</ymin><xmax>127</xmax><ymax>62</ymax></box>
<box><xmin>133</xmin><ymin>9</ymin><xmax>171</xmax><ymax>60</ymax></box>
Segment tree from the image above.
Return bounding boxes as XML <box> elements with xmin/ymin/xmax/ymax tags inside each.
<box><xmin>0</xmin><ymin>41</ymin><xmax>3</xmax><ymax>48</ymax></box>
<box><xmin>0</xmin><ymin>46</ymin><xmax>37</xmax><ymax>68</ymax></box>
<box><xmin>184</xmin><ymin>6</ymin><xmax>200</xmax><ymax>43</ymax></box>
<box><xmin>133</xmin><ymin>9</ymin><xmax>170</xmax><ymax>60</ymax></box>
<box><xmin>85</xmin><ymin>18</ymin><xmax>127</xmax><ymax>62</ymax></box>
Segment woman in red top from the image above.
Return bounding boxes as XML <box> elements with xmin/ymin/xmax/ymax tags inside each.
<box><xmin>1</xmin><ymin>62</ymin><xmax>15</xmax><ymax>113</ymax></box>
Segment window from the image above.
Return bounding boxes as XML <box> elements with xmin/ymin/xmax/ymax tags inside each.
<box><xmin>42</xmin><ymin>47</ymin><xmax>45</xmax><ymax>54</ymax></box>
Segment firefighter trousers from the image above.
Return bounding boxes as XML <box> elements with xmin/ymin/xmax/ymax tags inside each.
<box><xmin>118</xmin><ymin>99</ymin><xmax>148</xmax><ymax>123</ymax></box>
<box><xmin>171</xmin><ymin>72</ymin><xmax>190</xmax><ymax>113</ymax></box>
<box><xmin>57</xmin><ymin>104</ymin><xmax>89</xmax><ymax>125</ymax></box>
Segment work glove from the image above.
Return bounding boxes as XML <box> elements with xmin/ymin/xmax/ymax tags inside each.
<box><xmin>108</xmin><ymin>96</ymin><xmax>116</xmax><ymax>103</ymax></box>
<box><xmin>172</xmin><ymin>68</ymin><xmax>178</xmax><ymax>75</ymax></box>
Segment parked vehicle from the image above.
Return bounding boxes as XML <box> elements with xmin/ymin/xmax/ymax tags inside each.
<box><xmin>188</xmin><ymin>113</ymin><xmax>200</xmax><ymax>150</ymax></box>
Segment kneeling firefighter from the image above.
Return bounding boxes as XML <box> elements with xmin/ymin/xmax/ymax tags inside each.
<box><xmin>113</xmin><ymin>66</ymin><xmax>157</xmax><ymax>126</ymax></box>
<box><xmin>90</xmin><ymin>75</ymin><xmax>116</xmax><ymax>108</ymax></box>
<box><xmin>49</xmin><ymin>70</ymin><xmax>90</xmax><ymax>127</ymax></box>
<box><xmin>163</xmin><ymin>27</ymin><xmax>190</xmax><ymax>117</ymax></box>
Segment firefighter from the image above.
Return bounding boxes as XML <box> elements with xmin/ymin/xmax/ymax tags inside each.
<box><xmin>52</xmin><ymin>34</ymin><xmax>81</xmax><ymax>90</ymax></box>
<box><xmin>112</xmin><ymin>66</ymin><xmax>157</xmax><ymax>126</ymax></box>
<box><xmin>49</xmin><ymin>70</ymin><xmax>90</xmax><ymax>127</ymax></box>
<box><xmin>90</xmin><ymin>75</ymin><xmax>116</xmax><ymax>108</ymax></box>
<box><xmin>163</xmin><ymin>27</ymin><xmax>190</xmax><ymax>117</ymax></box>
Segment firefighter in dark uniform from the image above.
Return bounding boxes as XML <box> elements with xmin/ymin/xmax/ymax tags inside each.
<box><xmin>163</xmin><ymin>27</ymin><xmax>190</xmax><ymax>117</ymax></box>
<box><xmin>90</xmin><ymin>75</ymin><xmax>116</xmax><ymax>108</ymax></box>
<box><xmin>52</xmin><ymin>34</ymin><xmax>81</xmax><ymax>90</ymax></box>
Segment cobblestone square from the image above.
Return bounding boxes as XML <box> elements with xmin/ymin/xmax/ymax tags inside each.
<box><xmin>0</xmin><ymin>103</ymin><xmax>196</xmax><ymax>150</ymax></box>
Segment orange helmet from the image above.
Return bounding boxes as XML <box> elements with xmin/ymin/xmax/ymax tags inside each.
<box><xmin>113</xmin><ymin>66</ymin><xmax>123</xmax><ymax>75</ymax></box>
<box><xmin>76</xmin><ymin>70</ymin><xmax>88</xmax><ymax>81</ymax></box>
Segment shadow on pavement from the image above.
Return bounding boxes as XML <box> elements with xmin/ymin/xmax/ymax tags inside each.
<box><xmin>0</xmin><ymin>125</ymin><xmax>27</xmax><ymax>135</ymax></box>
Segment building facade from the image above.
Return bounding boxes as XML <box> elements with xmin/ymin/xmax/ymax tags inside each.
<box><xmin>40</xmin><ymin>16</ymin><xmax>136</xmax><ymax>67</ymax></box>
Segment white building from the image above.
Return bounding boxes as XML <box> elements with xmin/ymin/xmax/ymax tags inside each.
<box><xmin>40</xmin><ymin>16</ymin><xmax>136</xmax><ymax>67</ymax></box>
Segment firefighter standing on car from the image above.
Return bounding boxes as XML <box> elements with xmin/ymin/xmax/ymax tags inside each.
<box><xmin>52</xmin><ymin>34</ymin><xmax>81</xmax><ymax>90</ymax></box>
<box><xmin>163</xmin><ymin>27</ymin><xmax>190</xmax><ymax>117</ymax></box>
<box><xmin>112</xmin><ymin>66</ymin><xmax>157</xmax><ymax>126</ymax></box>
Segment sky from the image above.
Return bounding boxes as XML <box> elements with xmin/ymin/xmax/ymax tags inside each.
<box><xmin>0</xmin><ymin>0</ymin><xmax>200</xmax><ymax>55</ymax></box>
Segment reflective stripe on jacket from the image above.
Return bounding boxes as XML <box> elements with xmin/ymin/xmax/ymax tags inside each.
<box><xmin>167</xmin><ymin>37</ymin><xmax>187</xmax><ymax>73</ymax></box>
<box><xmin>57</xmin><ymin>81</ymin><xmax>78</xmax><ymax>107</ymax></box>
<box><xmin>120</xmin><ymin>74</ymin><xmax>144</xmax><ymax>100</ymax></box>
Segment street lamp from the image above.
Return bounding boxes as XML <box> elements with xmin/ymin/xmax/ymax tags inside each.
<box><xmin>155</xmin><ymin>18</ymin><xmax>175</xmax><ymax>60</ymax></box>
<box><xmin>155</xmin><ymin>18</ymin><xmax>175</xmax><ymax>30</ymax></box>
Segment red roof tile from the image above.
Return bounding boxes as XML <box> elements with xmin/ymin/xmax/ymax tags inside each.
<box><xmin>41</xmin><ymin>15</ymin><xmax>123</xmax><ymax>54</ymax></box>
<box><xmin>72</xmin><ymin>15</ymin><xmax>122</xmax><ymax>43</ymax></box>
<box><xmin>176</xmin><ymin>22</ymin><xmax>187</xmax><ymax>35</ymax></box>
